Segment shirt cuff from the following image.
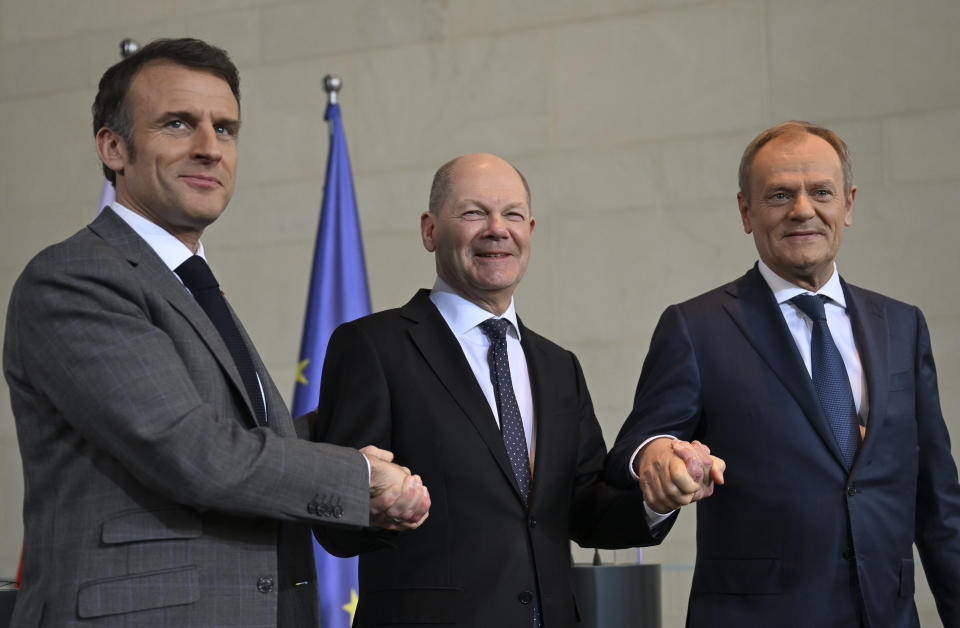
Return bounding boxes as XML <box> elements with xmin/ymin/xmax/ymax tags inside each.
<box><xmin>360</xmin><ymin>452</ymin><xmax>371</xmax><ymax>482</ymax></box>
<box><xmin>628</xmin><ymin>434</ymin><xmax>678</xmax><ymax>480</ymax></box>
<box><xmin>643</xmin><ymin>501</ymin><xmax>676</xmax><ymax>528</ymax></box>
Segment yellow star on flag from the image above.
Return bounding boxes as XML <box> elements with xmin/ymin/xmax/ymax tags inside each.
<box><xmin>342</xmin><ymin>588</ymin><xmax>359</xmax><ymax>624</ymax></box>
<box><xmin>295</xmin><ymin>358</ymin><xmax>310</xmax><ymax>385</ymax></box>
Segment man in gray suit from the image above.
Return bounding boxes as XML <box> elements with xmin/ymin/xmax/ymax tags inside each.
<box><xmin>3</xmin><ymin>38</ymin><xmax>430</xmax><ymax>627</ymax></box>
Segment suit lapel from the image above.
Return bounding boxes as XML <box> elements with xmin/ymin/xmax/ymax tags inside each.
<box><xmin>403</xmin><ymin>291</ymin><xmax>526</xmax><ymax>502</ymax></box>
<box><xmin>723</xmin><ymin>266</ymin><xmax>848</xmax><ymax>468</ymax></box>
<box><xmin>520</xmin><ymin>322</ymin><xmax>554</xmax><ymax>505</ymax></box>
<box><xmin>842</xmin><ymin>280</ymin><xmax>889</xmax><ymax>457</ymax></box>
<box><xmin>89</xmin><ymin>209</ymin><xmax>260</xmax><ymax>429</ymax></box>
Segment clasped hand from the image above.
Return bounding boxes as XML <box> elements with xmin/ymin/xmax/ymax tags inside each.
<box><xmin>636</xmin><ymin>438</ymin><xmax>726</xmax><ymax>514</ymax></box>
<box><xmin>362</xmin><ymin>445</ymin><xmax>431</xmax><ymax>531</ymax></box>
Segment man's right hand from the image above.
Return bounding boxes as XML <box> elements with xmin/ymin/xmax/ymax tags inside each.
<box><xmin>362</xmin><ymin>445</ymin><xmax>431</xmax><ymax>531</ymax></box>
<box><xmin>635</xmin><ymin>438</ymin><xmax>725</xmax><ymax>513</ymax></box>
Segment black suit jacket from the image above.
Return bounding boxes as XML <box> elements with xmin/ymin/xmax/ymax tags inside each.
<box><xmin>607</xmin><ymin>265</ymin><xmax>960</xmax><ymax>628</ymax></box>
<box><xmin>309</xmin><ymin>290</ymin><xmax>672</xmax><ymax>627</ymax></box>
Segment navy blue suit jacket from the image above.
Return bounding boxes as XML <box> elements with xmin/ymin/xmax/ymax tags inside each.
<box><xmin>607</xmin><ymin>265</ymin><xmax>960</xmax><ymax>627</ymax></box>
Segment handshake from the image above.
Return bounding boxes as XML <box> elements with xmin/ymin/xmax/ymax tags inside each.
<box><xmin>635</xmin><ymin>438</ymin><xmax>726</xmax><ymax>514</ymax></box>
<box><xmin>363</xmin><ymin>436</ymin><xmax>726</xmax><ymax>530</ymax></box>
<box><xmin>363</xmin><ymin>445</ymin><xmax>432</xmax><ymax>531</ymax></box>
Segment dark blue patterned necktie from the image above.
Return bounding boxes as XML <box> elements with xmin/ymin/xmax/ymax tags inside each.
<box><xmin>176</xmin><ymin>256</ymin><xmax>267</xmax><ymax>426</ymax></box>
<box><xmin>791</xmin><ymin>294</ymin><xmax>860</xmax><ymax>468</ymax></box>
<box><xmin>478</xmin><ymin>318</ymin><xmax>542</xmax><ymax>628</ymax></box>
<box><xmin>479</xmin><ymin>318</ymin><xmax>532</xmax><ymax>502</ymax></box>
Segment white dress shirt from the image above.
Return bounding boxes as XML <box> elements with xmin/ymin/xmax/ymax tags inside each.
<box><xmin>430</xmin><ymin>278</ymin><xmax>536</xmax><ymax>466</ymax></box>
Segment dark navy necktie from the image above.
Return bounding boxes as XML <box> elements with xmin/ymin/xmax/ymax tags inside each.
<box><xmin>479</xmin><ymin>318</ymin><xmax>532</xmax><ymax>503</ymax></box>
<box><xmin>175</xmin><ymin>255</ymin><xmax>267</xmax><ymax>426</ymax></box>
<box><xmin>791</xmin><ymin>294</ymin><xmax>859</xmax><ymax>468</ymax></box>
<box><xmin>478</xmin><ymin>318</ymin><xmax>541</xmax><ymax>628</ymax></box>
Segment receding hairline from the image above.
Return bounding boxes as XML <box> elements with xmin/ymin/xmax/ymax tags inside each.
<box><xmin>428</xmin><ymin>154</ymin><xmax>532</xmax><ymax>215</ymax></box>
<box><xmin>738</xmin><ymin>120</ymin><xmax>853</xmax><ymax>202</ymax></box>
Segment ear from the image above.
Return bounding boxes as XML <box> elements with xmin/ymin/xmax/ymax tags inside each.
<box><xmin>844</xmin><ymin>185</ymin><xmax>856</xmax><ymax>227</ymax></box>
<box><xmin>737</xmin><ymin>192</ymin><xmax>753</xmax><ymax>234</ymax></box>
<box><xmin>96</xmin><ymin>127</ymin><xmax>128</xmax><ymax>177</ymax></box>
<box><xmin>528</xmin><ymin>215</ymin><xmax>536</xmax><ymax>234</ymax></box>
<box><xmin>420</xmin><ymin>211</ymin><xmax>437</xmax><ymax>252</ymax></box>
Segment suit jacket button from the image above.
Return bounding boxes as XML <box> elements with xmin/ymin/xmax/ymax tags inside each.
<box><xmin>847</xmin><ymin>485</ymin><xmax>857</xmax><ymax>496</ymax></box>
<box><xmin>528</xmin><ymin>517</ymin><xmax>537</xmax><ymax>528</ymax></box>
<box><xmin>518</xmin><ymin>590</ymin><xmax>534</xmax><ymax>605</ymax></box>
<box><xmin>843</xmin><ymin>549</ymin><xmax>855</xmax><ymax>560</ymax></box>
<box><xmin>257</xmin><ymin>576</ymin><xmax>274</xmax><ymax>593</ymax></box>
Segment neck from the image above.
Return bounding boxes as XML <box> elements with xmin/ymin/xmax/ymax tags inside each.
<box><xmin>115</xmin><ymin>191</ymin><xmax>202</xmax><ymax>254</ymax></box>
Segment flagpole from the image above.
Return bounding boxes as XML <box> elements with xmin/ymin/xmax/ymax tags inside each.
<box><xmin>324</xmin><ymin>74</ymin><xmax>341</xmax><ymax>104</ymax></box>
<box><xmin>292</xmin><ymin>74</ymin><xmax>370</xmax><ymax>628</ymax></box>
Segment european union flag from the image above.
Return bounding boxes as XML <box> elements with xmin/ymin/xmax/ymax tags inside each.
<box><xmin>291</xmin><ymin>98</ymin><xmax>371</xmax><ymax>628</ymax></box>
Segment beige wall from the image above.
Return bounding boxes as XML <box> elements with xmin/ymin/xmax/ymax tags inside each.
<box><xmin>2</xmin><ymin>0</ymin><xmax>959</xmax><ymax>623</ymax></box>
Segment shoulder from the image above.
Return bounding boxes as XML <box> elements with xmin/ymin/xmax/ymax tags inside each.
<box><xmin>844</xmin><ymin>279</ymin><xmax>915</xmax><ymax>312</ymax></box>
<box><xmin>655</xmin><ymin>274</ymin><xmax>747</xmax><ymax>328</ymax></box>
<box><xmin>15</xmin><ymin>223</ymin><xmax>131</xmax><ymax>295</ymax></box>
<box><xmin>329</xmin><ymin>292</ymin><xmax>430</xmax><ymax>348</ymax></box>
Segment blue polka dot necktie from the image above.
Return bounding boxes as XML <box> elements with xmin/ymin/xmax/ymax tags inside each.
<box><xmin>790</xmin><ymin>294</ymin><xmax>860</xmax><ymax>468</ymax></box>
<box><xmin>479</xmin><ymin>318</ymin><xmax>532</xmax><ymax>503</ymax></box>
<box><xmin>479</xmin><ymin>318</ymin><xmax>542</xmax><ymax>628</ymax></box>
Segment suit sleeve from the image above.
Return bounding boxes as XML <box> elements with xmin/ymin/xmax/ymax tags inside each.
<box><xmin>566</xmin><ymin>351</ymin><xmax>678</xmax><ymax>548</ymax></box>
<box><xmin>3</xmin><ymin>252</ymin><xmax>370</xmax><ymax>527</ymax></box>
<box><xmin>911</xmin><ymin>308</ymin><xmax>960</xmax><ymax>625</ymax></box>
<box><xmin>606</xmin><ymin>304</ymin><xmax>704</xmax><ymax>488</ymax></box>
<box><xmin>310</xmin><ymin>321</ymin><xmax>398</xmax><ymax>555</ymax></box>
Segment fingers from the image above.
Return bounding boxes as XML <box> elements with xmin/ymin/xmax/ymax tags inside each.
<box><xmin>709</xmin><ymin>455</ymin><xmax>726</xmax><ymax>485</ymax></box>
<box><xmin>637</xmin><ymin>438</ymin><xmax>724</xmax><ymax>513</ymax></box>
<box><xmin>636</xmin><ymin>439</ymin><xmax>698</xmax><ymax>513</ymax></box>
<box><xmin>671</xmin><ymin>440</ymin><xmax>706</xmax><ymax>484</ymax></box>
<box><xmin>360</xmin><ymin>444</ymin><xmax>395</xmax><ymax>463</ymax></box>
<box><xmin>370</xmin><ymin>474</ymin><xmax>431</xmax><ymax>531</ymax></box>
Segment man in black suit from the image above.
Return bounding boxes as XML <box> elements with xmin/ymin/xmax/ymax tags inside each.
<box><xmin>309</xmin><ymin>153</ymin><xmax>719</xmax><ymax>627</ymax></box>
<box><xmin>607</xmin><ymin>121</ymin><xmax>960</xmax><ymax>627</ymax></box>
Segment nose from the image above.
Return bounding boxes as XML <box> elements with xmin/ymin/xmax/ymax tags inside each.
<box><xmin>191</xmin><ymin>123</ymin><xmax>222</xmax><ymax>162</ymax></box>
<box><xmin>483</xmin><ymin>213</ymin><xmax>509</xmax><ymax>238</ymax></box>
<box><xmin>790</xmin><ymin>191</ymin><xmax>816</xmax><ymax>220</ymax></box>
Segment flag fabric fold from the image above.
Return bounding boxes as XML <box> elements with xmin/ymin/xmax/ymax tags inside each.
<box><xmin>291</xmin><ymin>99</ymin><xmax>371</xmax><ymax>628</ymax></box>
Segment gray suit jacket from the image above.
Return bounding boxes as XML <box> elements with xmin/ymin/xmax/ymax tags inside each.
<box><xmin>3</xmin><ymin>208</ymin><xmax>370</xmax><ymax>627</ymax></box>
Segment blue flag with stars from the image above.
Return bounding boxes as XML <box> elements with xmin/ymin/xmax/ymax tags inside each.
<box><xmin>291</xmin><ymin>98</ymin><xmax>371</xmax><ymax>628</ymax></box>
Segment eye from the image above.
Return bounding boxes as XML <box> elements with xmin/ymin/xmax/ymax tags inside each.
<box><xmin>166</xmin><ymin>119</ymin><xmax>185</xmax><ymax>129</ymax></box>
<box><xmin>505</xmin><ymin>211</ymin><xmax>526</xmax><ymax>221</ymax></box>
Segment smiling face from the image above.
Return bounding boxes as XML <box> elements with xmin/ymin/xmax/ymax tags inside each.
<box><xmin>738</xmin><ymin>133</ymin><xmax>855</xmax><ymax>291</ymax></box>
<box><xmin>421</xmin><ymin>153</ymin><xmax>535</xmax><ymax>315</ymax></box>
<box><xmin>96</xmin><ymin>61</ymin><xmax>240</xmax><ymax>252</ymax></box>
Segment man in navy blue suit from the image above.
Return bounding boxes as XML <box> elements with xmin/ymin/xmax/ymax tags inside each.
<box><xmin>607</xmin><ymin>121</ymin><xmax>960</xmax><ymax>627</ymax></box>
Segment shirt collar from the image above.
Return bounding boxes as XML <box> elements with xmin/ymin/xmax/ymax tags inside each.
<box><xmin>430</xmin><ymin>277</ymin><xmax>521</xmax><ymax>340</ymax></box>
<box><xmin>109</xmin><ymin>202</ymin><xmax>206</xmax><ymax>272</ymax></box>
<box><xmin>757</xmin><ymin>259</ymin><xmax>847</xmax><ymax>309</ymax></box>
